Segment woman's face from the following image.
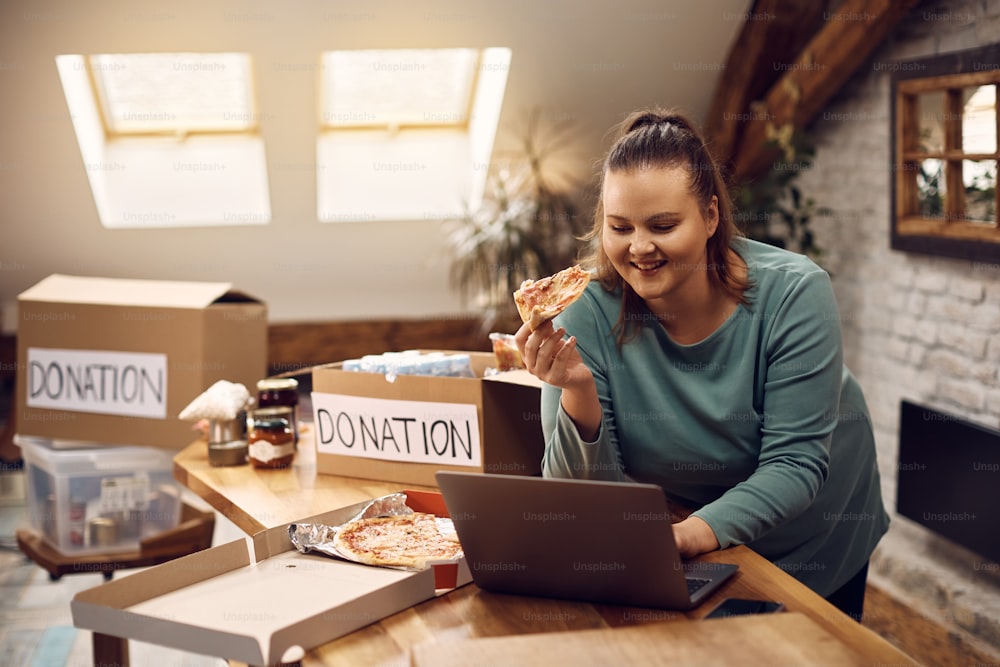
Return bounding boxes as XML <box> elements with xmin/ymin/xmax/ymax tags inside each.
<box><xmin>601</xmin><ymin>165</ymin><xmax>719</xmax><ymax>306</ymax></box>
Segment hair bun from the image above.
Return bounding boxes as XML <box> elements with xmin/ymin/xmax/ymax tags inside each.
<box><xmin>624</xmin><ymin>109</ymin><xmax>697</xmax><ymax>138</ymax></box>
<box><xmin>625</xmin><ymin>111</ymin><xmax>669</xmax><ymax>133</ymax></box>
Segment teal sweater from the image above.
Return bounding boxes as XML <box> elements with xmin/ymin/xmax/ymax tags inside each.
<box><xmin>543</xmin><ymin>238</ymin><xmax>889</xmax><ymax>596</ymax></box>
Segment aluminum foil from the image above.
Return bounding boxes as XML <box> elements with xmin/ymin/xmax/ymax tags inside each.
<box><xmin>288</xmin><ymin>493</ymin><xmax>459</xmax><ymax>570</ymax></box>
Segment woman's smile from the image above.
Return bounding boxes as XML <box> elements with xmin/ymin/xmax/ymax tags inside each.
<box><xmin>630</xmin><ymin>258</ymin><xmax>667</xmax><ymax>273</ymax></box>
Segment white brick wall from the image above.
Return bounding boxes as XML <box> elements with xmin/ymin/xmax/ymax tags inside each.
<box><xmin>791</xmin><ymin>0</ymin><xmax>1000</xmax><ymax>655</ymax></box>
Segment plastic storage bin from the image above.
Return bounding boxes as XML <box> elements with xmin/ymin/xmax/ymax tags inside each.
<box><xmin>20</xmin><ymin>437</ymin><xmax>182</xmax><ymax>556</ymax></box>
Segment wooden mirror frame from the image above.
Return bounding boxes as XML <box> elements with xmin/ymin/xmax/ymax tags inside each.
<box><xmin>890</xmin><ymin>44</ymin><xmax>1000</xmax><ymax>262</ymax></box>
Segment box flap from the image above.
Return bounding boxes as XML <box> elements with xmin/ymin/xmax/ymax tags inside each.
<box><xmin>18</xmin><ymin>274</ymin><xmax>237</xmax><ymax>309</ymax></box>
<box><xmin>483</xmin><ymin>369</ymin><xmax>544</xmax><ymax>388</ymax></box>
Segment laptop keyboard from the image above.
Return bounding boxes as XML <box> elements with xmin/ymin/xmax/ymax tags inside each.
<box><xmin>686</xmin><ymin>577</ymin><xmax>712</xmax><ymax>595</ymax></box>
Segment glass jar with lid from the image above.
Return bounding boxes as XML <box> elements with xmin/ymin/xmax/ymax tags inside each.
<box><xmin>256</xmin><ymin>377</ymin><xmax>300</xmax><ymax>444</ymax></box>
<box><xmin>247</xmin><ymin>407</ymin><xmax>295</xmax><ymax>469</ymax></box>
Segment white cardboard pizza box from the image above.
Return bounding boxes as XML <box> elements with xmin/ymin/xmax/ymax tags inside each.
<box><xmin>71</xmin><ymin>492</ymin><xmax>471</xmax><ymax>666</ymax></box>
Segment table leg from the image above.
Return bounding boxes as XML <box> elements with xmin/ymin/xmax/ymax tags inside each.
<box><xmin>92</xmin><ymin>632</ymin><xmax>129</xmax><ymax>666</ymax></box>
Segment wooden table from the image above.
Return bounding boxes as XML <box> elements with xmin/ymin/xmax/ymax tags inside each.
<box><xmin>163</xmin><ymin>428</ymin><xmax>920</xmax><ymax>667</ymax></box>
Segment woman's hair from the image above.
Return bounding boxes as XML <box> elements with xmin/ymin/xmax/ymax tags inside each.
<box><xmin>581</xmin><ymin>108</ymin><xmax>751</xmax><ymax>344</ymax></box>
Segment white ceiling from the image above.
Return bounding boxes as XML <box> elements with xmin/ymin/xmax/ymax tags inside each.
<box><xmin>0</xmin><ymin>0</ymin><xmax>754</xmax><ymax>324</ymax></box>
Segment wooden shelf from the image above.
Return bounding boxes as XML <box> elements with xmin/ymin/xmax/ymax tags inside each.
<box><xmin>16</xmin><ymin>502</ymin><xmax>215</xmax><ymax>581</ymax></box>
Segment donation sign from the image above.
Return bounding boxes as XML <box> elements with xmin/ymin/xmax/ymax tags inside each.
<box><xmin>27</xmin><ymin>347</ymin><xmax>168</xmax><ymax>418</ymax></box>
<box><xmin>312</xmin><ymin>392</ymin><xmax>482</xmax><ymax>467</ymax></box>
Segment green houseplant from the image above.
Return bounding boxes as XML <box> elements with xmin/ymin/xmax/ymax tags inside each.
<box><xmin>732</xmin><ymin>128</ymin><xmax>831</xmax><ymax>265</ymax></box>
<box><xmin>445</xmin><ymin>111</ymin><xmax>590</xmax><ymax>332</ymax></box>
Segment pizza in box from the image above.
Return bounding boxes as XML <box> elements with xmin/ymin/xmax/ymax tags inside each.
<box><xmin>289</xmin><ymin>493</ymin><xmax>462</xmax><ymax>571</ymax></box>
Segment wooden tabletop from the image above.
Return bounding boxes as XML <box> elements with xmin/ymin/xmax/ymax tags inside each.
<box><xmin>410</xmin><ymin>611</ymin><xmax>884</xmax><ymax>667</ymax></box>
<box><xmin>173</xmin><ymin>428</ymin><xmax>919</xmax><ymax>667</ymax></box>
<box><xmin>173</xmin><ymin>424</ymin><xmax>413</xmax><ymax>535</ymax></box>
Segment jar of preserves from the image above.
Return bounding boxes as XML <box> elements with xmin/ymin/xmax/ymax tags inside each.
<box><xmin>247</xmin><ymin>407</ymin><xmax>295</xmax><ymax>469</ymax></box>
<box><xmin>256</xmin><ymin>378</ymin><xmax>300</xmax><ymax>444</ymax></box>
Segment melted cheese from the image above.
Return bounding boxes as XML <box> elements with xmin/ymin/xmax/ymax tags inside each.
<box><xmin>335</xmin><ymin>512</ymin><xmax>462</xmax><ymax>569</ymax></box>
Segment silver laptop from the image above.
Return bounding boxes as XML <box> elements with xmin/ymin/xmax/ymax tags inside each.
<box><xmin>436</xmin><ymin>471</ymin><xmax>738</xmax><ymax>610</ymax></box>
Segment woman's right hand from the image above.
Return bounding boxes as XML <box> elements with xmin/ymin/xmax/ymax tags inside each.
<box><xmin>514</xmin><ymin>320</ymin><xmax>593</xmax><ymax>391</ymax></box>
<box><xmin>515</xmin><ymin>320</ymin><xmax>602</xmax><ymax>441</ymax></box>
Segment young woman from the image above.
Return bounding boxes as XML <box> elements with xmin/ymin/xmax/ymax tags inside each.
<box><xmin>514</xmin><ymin>109</ymin><xmax>889</xmax><ymax>620</ymax></box>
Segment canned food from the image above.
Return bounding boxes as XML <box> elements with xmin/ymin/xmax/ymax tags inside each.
<box><xmin>88</xmin><ymin>517</ymin><xmax>119</xmax><ymax>547</ymax></box>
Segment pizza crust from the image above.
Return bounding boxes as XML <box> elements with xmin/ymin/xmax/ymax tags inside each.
<box><xmin>333</xmin><ymin>512</ymin><xmax>462</xmax><ymax>570</ymax></box>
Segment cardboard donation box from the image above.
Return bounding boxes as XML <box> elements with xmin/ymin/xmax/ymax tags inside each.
<box><xmin>16</xmin><ymin>274</ymin><xmax>267</xmax><ymax>449</ymax></box>
<box><xmin>311</xmin><ymin>352</ymin><xmax>544</xmax><ymax>486</ymax></box>
<box><xmin>71</xmin><ymin>490</ymin><xmax>471</xmax><ymax>666</ymax></box>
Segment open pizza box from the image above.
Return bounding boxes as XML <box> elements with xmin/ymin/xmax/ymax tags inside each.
<box><xmin>70</xmin><ymin>490</ymin><xmax>471</xmax><ymax>666</ymax></box>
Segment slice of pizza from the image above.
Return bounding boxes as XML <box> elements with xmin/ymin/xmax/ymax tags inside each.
<box><xmin>333</xmin><ymin>512</ymin><xmax>462</xmax><ymax>570</ymax></box>
<box><xmin>513</xmin><ymin>264</ymin><xmax>591</xmax><ymax>330</ymax></box>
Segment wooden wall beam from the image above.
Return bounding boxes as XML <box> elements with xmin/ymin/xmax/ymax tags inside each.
<box><xmin>266</xmin><ymin>317</ymin><xmax>493</xmax><ymax>374</ymax></box>
<box><xmin>3</xmin><ymin>316</ymin><xmax>496</xmax><ymax>388</ymax></box>
<box><xmin>704</xmin><ymin>0</ymin><xmax>826</xmax><ymax>167</ymax></box>
<box><xmin>728</xmin><ymin>0</ymin><xmax>920</xmax><ymax>184</ymax></box>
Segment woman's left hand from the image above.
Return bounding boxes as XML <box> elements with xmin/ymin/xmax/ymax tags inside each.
<box><xmin>672</xmin><ymin>516</ymin><xmax>720</xmax><ymax>558</ymax></box>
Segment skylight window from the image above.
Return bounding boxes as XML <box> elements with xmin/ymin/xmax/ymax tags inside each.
<box><xmin>316</xmin><ymin>47</ymin><xmax>511</xmax><ymax>223</ymax></box>
<box><xmin>319</xmin><ymin>48</ymin><xmax>479</xmax><ymax>129</ymax></box>
<box><xmin>57</xmin><ymin>52</ymin><xmax>270</xmax><ymax>229</ymax></box>
<box><xmin>89</xmin><ymin>52</ymin><xmax>256</xmax><ymax>137</ymax></box>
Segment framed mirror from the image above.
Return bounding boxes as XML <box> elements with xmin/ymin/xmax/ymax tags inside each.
<box><xmin>891</xmin><ymin>45</ymin><xmax>1000</xmax><ymax>262</ymax></box>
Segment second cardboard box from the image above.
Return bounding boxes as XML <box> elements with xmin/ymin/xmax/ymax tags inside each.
<box><xmin>311</xmin><ymin>352</ymin><xmax>544</xmax><ymax>486</ymax></box>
